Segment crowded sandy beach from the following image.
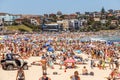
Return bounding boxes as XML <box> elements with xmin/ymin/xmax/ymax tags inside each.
<box><xmin>0</xmin><ymin>31</ymin><xmax>120</xmax><ymax>80</ymax></box>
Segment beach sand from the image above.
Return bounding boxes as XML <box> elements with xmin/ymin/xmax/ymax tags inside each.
<box><xmin>0</xmin><ymin>57</ymin><xmax>111</xmax><ymax>80</ymax></box>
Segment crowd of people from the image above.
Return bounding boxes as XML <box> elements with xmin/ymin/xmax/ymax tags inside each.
<box><xmin>0</xmin><ymin>31</ymin><xmax>120</xmax><ymax>80</ymax></box>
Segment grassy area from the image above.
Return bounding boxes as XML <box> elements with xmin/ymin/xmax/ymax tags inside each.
<box><xmin>5</xmin><ymin>25</ymin><xmax>33</xmax><ymax>32</ymax></box>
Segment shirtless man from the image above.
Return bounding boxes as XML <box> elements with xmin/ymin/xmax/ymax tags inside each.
<box><xmin>40</xmin><ymin>57</ymin><xmax>47</xmax><ymax>74</ymax></box>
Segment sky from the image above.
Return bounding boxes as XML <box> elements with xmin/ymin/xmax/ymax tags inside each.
<box><xmin>0</xmin><ymin>0</ymin><xmax>120</xmax><ymax>15</ymax></box>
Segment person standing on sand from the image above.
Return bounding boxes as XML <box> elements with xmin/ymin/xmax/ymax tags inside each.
<box><xmin>108</xmin><ymin>68</ymin><xmax>118</xmax><ymax>80</ymax></box>
<box><xmin>90</xmin><ymin>58</ymin><xmax>94</xmax><ymax>69</ymax></box>
<box><xmin>41</xmin><ymin>57</ymin><xmax>47</xmax><ymax>74</ymax></box>
<box><xmin>109</xmin><ymin>56</ymin><xmax>114</xmax><ymax>69</ymax></box>
<box><xmin>16</xmin><ymin>67</ymin><xmax>25</xmax><ymax>80</ymax></box>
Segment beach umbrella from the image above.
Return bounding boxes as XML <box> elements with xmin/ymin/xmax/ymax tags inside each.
<box><xmin>106</xmin><ymin>41</ymin><xmax>113</xmax><ymax>45</ymax></box>
<box><xmin>47</xmin><ymin>46</ymin><xmax>54</xmax><ymax>52</ymax></box>
<box><xmin>43</xmin><ymin>42</ymin><xmax>50</xmax><ymax>47</ymax></box>
<box><xmin>0</xmin><ymin>37</ymin><xmax>2</xmax><ymax>40</ymax></box>
<box><xmin>48</xmin><ymin>40</ymin><xmax>52</xmax><ymax>42</ymax></box>
<box><xmin>64</xmin><ymin>58</ymin><xmax>76</xmax><ymax>63</ymax></box>
<box><xmin>74</xmin><ymin>50</ymin><xmax>82</xmax><ymax>54</ymax></box>
<box><xmin>75</xmin><ymin>53</ymin><xmax>88</xmax><ymax>60</ymax></box>
<box><xmin>80</xmin><ymin>37</ymin><xmax>91</xmax><ymax>42</ymax></box>
<box><xmin>116</xmin><ymin>44</ymin><xmax>120</xmax><ymax>47</ymax></box>
<box><xmin>88</xmin><ymin>44</ymin><xmax>96</xmax><ymax>48</ymax></box>
<box><xmin>0</xmin><ymin>36</ymin><xmax>8</xmax><ymax>40</ymax></box>
<box><xmin>24</xmin><ymin>38</ymin><xmax>29</xmax><ymax>41</ymax></box>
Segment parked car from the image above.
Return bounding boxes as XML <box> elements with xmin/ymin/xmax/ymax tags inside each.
<box><xmin>0</xmin><ymin>53</ymin><xmax>28</xmax><ymax>70</ymax></box>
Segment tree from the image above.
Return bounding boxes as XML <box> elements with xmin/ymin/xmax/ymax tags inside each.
<box><xmin>101</xmin><ymin>7</ymin><xmax>105</xmax><ymax>15</ymax></box>
<box><xmin>57</xmin><ymin>11</ymin><xmax>62</xmax><ymax>15</ymax></box>
<box><xmin>108</xmin><ymin>9</ymin><xmax>114</xmax><ymax>14</ymax></box>
<box><xmin>59</xmin><ymin>15</ymin><xmax>65</xmax><ymax>19</ymax></box>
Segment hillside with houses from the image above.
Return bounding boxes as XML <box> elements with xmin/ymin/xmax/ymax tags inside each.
<box><xmin>0</xmin><ymin>8</ymin><xmax>120</xmax><ymax>32</ymax></box>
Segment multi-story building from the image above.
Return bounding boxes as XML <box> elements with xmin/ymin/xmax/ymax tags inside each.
<box><xmin>114</xmin><ymin>10</ymin><xmax>120</xmax><ymax>19</ymax></box>
<box><xmin>0</xmin><ymin>19</ymin><xmax>3</xmax><ymax>30</ymax></box>
<box><xmin>57</xmin><ymin>19</ymin><xmax>81</xmax><ymax>31</ymax></box>
<box><xmin>30</xmin><ymin>18</ymin><xmax>40</xmax><ymax>26</ymax></box>
<box><xmin>42</xmin><ymin>23</ymin><xmax>60</xmax><ymax>32</ymax></box>
<box><xmin>22</xmin><ymin>15</ymin><xmax>41</xmax><ymax>25</ymax></box>
<box><xmin>13</xmin><ymin>14</ymin><xmax>22</xmax><ymax>20</ymax></box>
<box><xmin>69</xmin><ymin>19</ymin><xmax>81</xmax><ymax>30</ymax></box>
<box><xmin>92</xmin><ymin>12</ymin><xmax>101</xmax><ymax>18</ymax></box>
<box><xmin>94</xmin><ymin>17</ymin><xmax>100</xmax><ymax>21</ymax></box>
<box><xmin>0</xmin><ymin>13</ymin><xmax>21</xmax><ymax>25</ymax></box>
<box><xmin>0</xmin><ymin>19</ymin><xmax>2</xmax><ymax>26</ymax></box>
<box><xmin>111</xmin><ymin>20</ymin><xmax>119</xmax><ymax>25</ymax></box>
<box><xmin>62</xmin><ymin>20</ymin><xmax>70</xmax><ymax>31</ymax></box>
<box><xmin>0</xmin><ymin>13</ymin><xmax>13</xmax><ymax>25</ymax></box>
<box><xmin>57</xmin><ymin>20</ymin><xmax>70</xmax><ymax>31</ymax></box>
<box><xmin>15</xmin><ymin>18</ymin><xmax>24</xmax><ymax>24</ymax></box>
<box><xmin>69</xmin><ymin>14</ymin><xmax>77</xmax><ymax>19</ymax></box>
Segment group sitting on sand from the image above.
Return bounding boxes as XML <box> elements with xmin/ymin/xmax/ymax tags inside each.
<box><xmin>0</xmin><ymin>32</ymin><xmax>120</xmax><ymax>80</ymax></box>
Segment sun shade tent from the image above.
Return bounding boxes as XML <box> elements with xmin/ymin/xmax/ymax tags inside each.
<box><xmin>64</xmin><ymin>58</ymin><xmax>76</xmax><ymax>68</ymax></box>
<box><xmin>64</xmin><ymin>58</ymin><xmax>76</xmax><ymax>63</ymax></box>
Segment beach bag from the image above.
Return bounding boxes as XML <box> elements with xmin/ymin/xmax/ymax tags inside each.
<box><xmin>90</xmin><ymin>71</ymin><xmax>94</xmax><ymax>76</ymax></box>
<box><xmin>53</xmin><ymin>72</ymin><xmax>58</xmax><ymax>75</ymax></box>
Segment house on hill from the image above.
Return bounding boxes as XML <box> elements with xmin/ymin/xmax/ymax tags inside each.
<box><xmin>0</xmin><ymin>13</ymin><xmax>21</xmax><ymax>25</ymax></box>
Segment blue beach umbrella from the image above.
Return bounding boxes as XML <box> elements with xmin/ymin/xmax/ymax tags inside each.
<box><xmin>24</xmin><ymin>38</ymin><xmax>29</xmax><ymax>41</ymax></box>
<box><xmin>44</xmin><ymin>43</ymin><xmax>50</xmax><ymax>47</ymax></box>
<box><xmin>48</xmin><ymin>40</ymin><xmax>52</xmax><ymax>42</ymax></box>
<box><xmin>47</xmin><ymin>46</ymin><xmax>54</xmax><ymax>52</ymax></box>
<box><xmin>75</xmin><ymin>50</ymin><xmax>82</xmax><ymax>54</ymax></box>
<box><xmin>106</xmin><ymin>41</ymin><xmax>113</xmax><ymax>46</ymax></box>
